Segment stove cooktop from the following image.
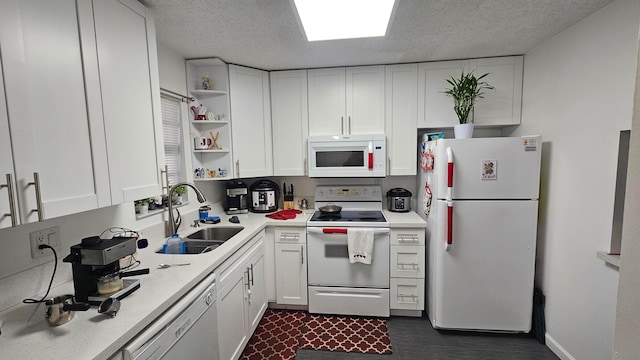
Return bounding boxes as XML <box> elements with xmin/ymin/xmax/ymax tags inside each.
<box><xmin>309</xmin><ymin>210</ymin><xmax>387</xmax><ymax>223</ymax></box>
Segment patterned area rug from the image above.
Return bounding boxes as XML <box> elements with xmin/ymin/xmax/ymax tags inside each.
<box><xmin>240</xmin><ymin>309</ymin><xmax>306</xmax><ymax>360</ymax></box>
<box><xmin>298</xmin><ymin>313</ymin><xmax>393</xmax><ymax>354</ymax></box>
<box><xmin>240</xmin><ymin>310</ymin><xmax>393</xmax><ymax>358</ymax></box>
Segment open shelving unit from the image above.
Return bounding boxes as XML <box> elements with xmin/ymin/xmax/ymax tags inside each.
<box><xmin>185</xmin><ymin>58</ymin><xmax>233</xmax><ymax>181</ymax></box>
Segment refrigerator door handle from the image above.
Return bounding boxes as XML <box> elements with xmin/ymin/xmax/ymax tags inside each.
<box><xmin>447</xmin><ymin>201</ymin><xmax>453</xmax><ymax>250</ymax></box>
<box><xmin>446</xmin><ymin>147</ymin><xmax>453</xmax><ymax>201</ymax></box>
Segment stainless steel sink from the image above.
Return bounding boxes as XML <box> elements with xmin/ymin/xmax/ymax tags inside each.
<box><xmin>185</xmin><ymin>227</ymin><xmax>244</xmax><ymax>241</ymax></box>
<box><xmin>155</xmin><ymin>227</ymin><xmax>244</xmax><ymax>254</ymax></box>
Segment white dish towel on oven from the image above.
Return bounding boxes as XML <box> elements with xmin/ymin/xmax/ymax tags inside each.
<box><xmin>347</xmin><ymin>228</ymin><xmax>374</xmax><ymax>264</ymax></box>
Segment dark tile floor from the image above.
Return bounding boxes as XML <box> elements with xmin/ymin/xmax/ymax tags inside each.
<box><xmin>295</xmin><ymin>316</ymin><xmax>559</xmax><ymax>360</ymax></box>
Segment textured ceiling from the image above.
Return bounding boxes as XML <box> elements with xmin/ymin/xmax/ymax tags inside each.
<box><xmin>140</xmin><ymin>0</ymin><xmax>615</xmax><ymax>70</ymax></box>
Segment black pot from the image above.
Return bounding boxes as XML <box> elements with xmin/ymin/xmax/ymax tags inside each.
<box><xmin>386</xmin><ymin>188</ymin><xmax>412</xmax><ymax>212</ymax></box>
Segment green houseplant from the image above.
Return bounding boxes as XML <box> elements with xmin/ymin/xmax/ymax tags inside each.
<box><xmin>134</xmin><ymin>198</ymin><xmax>150</xmax><ymax>215</ymax></box>
<box><xmin>443</xmin><ymin>71</ymin><xmax>494</xmax><ymax>138</ymax></box>
<box><xmin>172</xmin><ymin>185</ymin><xmax>187</xmax><ymax>204</ymax></box>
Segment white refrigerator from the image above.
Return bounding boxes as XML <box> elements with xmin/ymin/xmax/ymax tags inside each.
<box><xmin>417</xmin><ymin>135</ymin><xmax>542</xmax><ymax>332</ymax></box>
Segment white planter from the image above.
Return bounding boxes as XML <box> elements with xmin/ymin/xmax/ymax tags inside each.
<box><xmin>137</xmin><ymin>204</ymin><xmax>148</xmax><ymax>215</ymax></box>
<box><xmin>454</xmin><ymin>123</ymin><xmax>474</xmax><ymax>139</ymax></box>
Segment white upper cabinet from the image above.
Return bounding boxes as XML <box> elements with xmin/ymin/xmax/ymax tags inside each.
<box><xmin>346</xmin><ymin>66</ymin><xmax>386</xmax><ymax>134</ymax></box>
<box><xmin>0</xmin><ymin>0</ymin><xmax>108</xmax><ymax>227</ymax></box>
<box><xmin>270</xmin><ymin>70</ymin><xmax>309</xmax><ymax>176</ymax></box>
<box><xmin>0</xmin><ymin>58</ymin><xmax>17</xmax><ymax>229</ymax></box>
<box><xmin>229</xmin><ymin>65</ymin><xmax>273</xmax><ymax>178</ymax></box>
<box><xmin>81</xmin><ymin>0</ymin><xmax>164</xmax><ymax>203</ymax></box>
<box><xmin>308</xmin><ymin>65</ymin><xmax>385</xmax><ymax>135</ymax></box>
<box><xmin>385</xmin><ymin>64</ymin><xmax>418</xmax><ymax>176</ymax></box>
<box><xmin>470</xmin><ymin>56</ymin><xmax>523</xmax><ymax>126</ymax></box>
<box><xmin>417</xmin><ymin>56</ymin><xmax>523</xmax><ymax>128</ymax></box>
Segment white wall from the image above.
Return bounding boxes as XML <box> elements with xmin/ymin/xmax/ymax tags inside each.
<box><xmin>506</xmin><ymin>0</ymin><xmax>640</xmax><ymax>358</ymax></box>
<box><xmin>614</xmin><ymin>22</ymin><xmax>640</xmax><ymax>359</ymax></box>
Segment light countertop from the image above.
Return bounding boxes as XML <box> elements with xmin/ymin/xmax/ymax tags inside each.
<box><xmin>0</xmin><ymin>209</ymin><xmax>424</xmax><ymax>360</ymax></box>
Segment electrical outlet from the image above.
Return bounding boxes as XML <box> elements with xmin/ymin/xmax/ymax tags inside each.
<box><xmin>30</xmin><ymin>226</ymin><xmax>60</xmax><ymax>259</ymax></box>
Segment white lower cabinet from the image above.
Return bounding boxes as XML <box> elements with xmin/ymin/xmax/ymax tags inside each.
<box><xmin>216</xmin><ymin>230</ymin><xmax>267</xmax><ymax>360</ymax></box>
<box><xmin>390</xmin><ymin>229</ymin><xmax>425</xmax><ymax>313</ymax></box>
<box><xmin>274</xmin><ymin>227</ymin><xmax>308</xmax><ymax>305</ymax></box>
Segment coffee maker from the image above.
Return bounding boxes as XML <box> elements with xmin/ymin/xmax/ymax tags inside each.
<box><xmin>226</xmin><ymin>180</ymin><xmax>248</xmax><ymax>214</ymax></box>
<box><xmin>63</xmin><ymin>236</ymin><xmax>147</xmax><ymax>305</ymax></box>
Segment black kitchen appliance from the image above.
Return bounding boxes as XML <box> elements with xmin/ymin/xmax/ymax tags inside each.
<box><xmin>225</xmin><ymin>180</ymin><xmax>248</xmax><ymax>214</ymax></box>
<box><xmin>386</xmin><ymin>188</ymin><xmax>412</xmax><ymax>212</ymax></box>
<box><xmin>249</xmin><ymin>179</ymin><xmax>279</xmax><ymax>213</ymax></box>
<box><xmin>63</xmin><ymin>236</ymin><xmax>148</xmax><ymax>305</ymax></box>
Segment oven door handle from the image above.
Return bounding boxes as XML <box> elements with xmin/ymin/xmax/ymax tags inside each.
<box><xmin>308</xmin><ymin>227</ymin><xmax>390</xmax><ymax>235</ymax></box>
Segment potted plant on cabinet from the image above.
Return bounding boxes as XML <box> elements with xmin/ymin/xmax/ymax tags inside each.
<box><xmin>443</xmin><ymin>71</ymin><xmax>494</xmax><ymax>139</ymax></box>
<box><xmin>135</xmin><ymin>198</ymin><xmax>150</xmax><ymax>215</ymax></box>
<box><xmin>172</xmin><ymin>185</ymin><xmax>187</xmax><ymax>205</ymax></box>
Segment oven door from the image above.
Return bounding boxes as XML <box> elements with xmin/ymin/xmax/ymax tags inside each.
<box><xmin>307</xmin><ymin>227</ymin><xmax>390</xmax><ymax>288</ymax></box>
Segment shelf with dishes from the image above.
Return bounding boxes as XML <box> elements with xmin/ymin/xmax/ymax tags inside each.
<box><xmin>187</xmin><ymin>57</ymin><xmax>233</xmax><ymax>181</ymax></box>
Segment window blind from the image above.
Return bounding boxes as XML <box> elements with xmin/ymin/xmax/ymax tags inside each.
<box><xmin>161</xmin><ymin>95</ymin><xmax>184</xmax><ymax>187</ymax></box>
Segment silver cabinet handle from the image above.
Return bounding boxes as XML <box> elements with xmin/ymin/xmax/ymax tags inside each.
<box><xmin>245</xmin><ymin>268</ymin><xmax>250</xmax><ymax>289</ymax></box>
<box><xmin>249</xmin><ymin>263</ymin><xmax>254</xmax><ymax>286</ymax></box>
<box><xmin>348</xmin><ymin>116</ymin><xmax>351</xmax><ymax>134</ymax></box>
<box><xmin>161</xmin><ymin>165</ymin><xmax>169</xmax><ymax>193</ymax></box>
<box><xmin>304</xmin><ymin>158</ymin><xmax>307</xmax><ymax>176</ymax></box>
<box><xmin>301</xmin><ymin>245</ymin><xmax>304</xmax><ymax>264</ymax></box>
<box><xmin>1</xmin><ymin>174</ymin><xmax>17</xmax><ymax>227</ymax></box>
<box><xmin>341</xmin><ymin>116</ymin><xmax>344</xmax><ymax>134</ymax></box>
<box><xmin>235</xmin><ymin>160</ymin><xmax>240</xmax><ymax>178</ymax></box>
<box><xmin>27</xmin><ymin>172</ymin><xmax>43</xmax><ymax>221</ymax></box>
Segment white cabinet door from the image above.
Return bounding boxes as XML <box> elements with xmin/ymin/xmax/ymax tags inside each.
<box><xmin>88</xmin><ymin>0</ymin><xmax>164</xmax><ymax>203</ymax></box>
<box><xmin>270</xmin><ymin>70</ymin><xmax>309</xmax><ymax>176</ymax></box>
<box><xmin>470</xmin><ymin>56</ymin><xmax>523</xmax><ymax>126</ymax></box>
<box><xmin>247</xmin><ymin>247</ymin><xmax>267</xmax><ymax>334</ymax></box>
<box><xmin>417</xmin><ymin>60</ymin><xmax>467</xmax><ymax>128</ymax></box>
<box><xmin>216</xmin><ymin>230</ymin><xmax>266</xmax><ymax>360</ymax></box>
<box><xmin>308</xmin><ymin>66</ymin><xmax>385</xmax><ymax>135</ymax></box>
<box><xmin>0</xmin><ymin>0</ymin><xmax>106</xmax><ymax>224</ymax></box>
<box><xmin>308</xmin><ymin>68</ymin><xmax>346</xmax><ymax>135</ymax></box>
<box><xmin>0</xmin><ymin>58</ymin><xmax>17</xmax><ymax>229</ymax></box>
<box><xmin>217</xmin><ymin>265</ymin><xmax>249</xmax><ymax>360</ymax></box>
<box><xmin>229</xmin><ymin>65</ymin><xmax>273</xmax><ymax>178</ymax></box>
<box><xmin>346</xmin><ymin>65</ymin><xmax>385</xmax><ymax>134</ymax></box>
<box><xmin>385</xmin><ymin>64</ymin><xmax>418</xmax><ymax>176</ymax></box>
<box><xmin>275</xmin><ymin>243</ymin><xmax>308</xmax><ymax>305</ymax></box>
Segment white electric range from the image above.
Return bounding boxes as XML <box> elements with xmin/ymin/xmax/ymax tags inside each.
<box><xmin>306</xmin><ymin>185</ymin><xmax>390</xmax><ymax>317</ymax></box>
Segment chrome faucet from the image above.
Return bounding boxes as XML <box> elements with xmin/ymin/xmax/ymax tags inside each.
<box><xmin>168</xmin><ymin>182</ymin><xmax>207</xmax><ymax>235</ymax></box>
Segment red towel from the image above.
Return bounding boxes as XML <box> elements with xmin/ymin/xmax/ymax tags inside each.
<box><xmin>266</xmin><ymin>209</ymin><xmax>302</xmax><ymax>220</ymax></box>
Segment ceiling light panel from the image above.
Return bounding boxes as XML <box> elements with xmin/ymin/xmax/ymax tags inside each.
<box><xmin>293</xmin><ymin>0</ymin><xmax>396</xmax><ymax>41</ymax></box>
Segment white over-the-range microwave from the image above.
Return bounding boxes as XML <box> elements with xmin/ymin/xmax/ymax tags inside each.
<box><xmin>307</xmin><ymin>134</ymin><xmax>386</xmax><ymax>177</ymax></box>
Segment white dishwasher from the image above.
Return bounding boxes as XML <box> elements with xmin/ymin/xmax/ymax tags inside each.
<box><xmin>122</xmin><ymin>273</ymin><xmax>219</xmax><ymax>360</ymax></box>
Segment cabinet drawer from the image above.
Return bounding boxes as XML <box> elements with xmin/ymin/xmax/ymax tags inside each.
<box><xmin>390</xmin><ymin>229</ymin><xmax>425</xmax><ymax>246</ymax></box>
<box><xmin>390</xmin><ymin>245</ymin><xmax>425</xmax><ymax>278</ymax></box>
<box><xmin>274</xmin><ymin>227</ymin><xmax>306</xmax><ymax>244</ymax></box>
<box><xmin>390</xmin><ymin>278</ymin><xmax>424</xmax><ymax>310</ymax></box>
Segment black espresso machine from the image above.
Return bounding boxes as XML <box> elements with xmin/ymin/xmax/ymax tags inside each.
<box><xmin>63</xmin><ymin>236</ymin><xmax>149</xmax><ymax>305</ymax></box>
